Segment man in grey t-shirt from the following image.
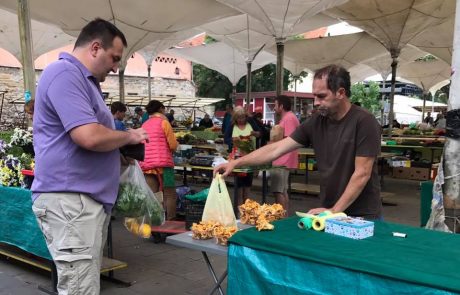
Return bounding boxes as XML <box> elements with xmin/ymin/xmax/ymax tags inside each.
<box><xmin>215</xmin><ymin>65</ymin><xmax>382</xmax><ymax>219</ymax></box>
<box><xmin>32</xmin><ymin>19</ymin><xmax>148</xmax><ymax>294</ymax></box>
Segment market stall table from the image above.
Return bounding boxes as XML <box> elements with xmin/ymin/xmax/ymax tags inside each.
<box><xmin>227</xmin><ymin>217</ymin><xmax>460</xmax><ymax>294</ymax></box>
<box><xmin>0</xmin><ymin>186</ymin><xmax>129</xmax><ymax>294</ymax></box>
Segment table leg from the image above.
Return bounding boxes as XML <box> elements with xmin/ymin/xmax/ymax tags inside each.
<box><xmin>379</xmin><ymin>157</ymin><xmax>385</xmax><ymax>189</ymax></box>
<box><xmin>183</xmin><ymin>167</ymin><xmax>187</xmax><ymax>186</ymax></box>
<box><xmin>202</xmin><ymin>251</ymin><xmax>225</xmax><ymax>295</ymax></box>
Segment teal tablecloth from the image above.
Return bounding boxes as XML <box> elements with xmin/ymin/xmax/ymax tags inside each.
<box><xmin>0</xmin><ymin>186</ymin><xmax>51</xmax><ymax>260</ymax></box>
<box><xmin>228</xmin><ymin>217</ymin><xmax>460</xmax><ymax>294</ymax></box>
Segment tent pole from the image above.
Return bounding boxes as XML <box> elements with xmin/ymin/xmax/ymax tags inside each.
<box><xmin>275</xmin><ymin>38</ymin><xmax>285</xmax><ymax>97</ymax></box>
<box><xmin>388</xmin><ymin>50</ymin><xmax>400</xmax><ymax>139</ymax></box>
<box><xmin>119</xmin><ymin>68</ymin><xmax>125</xmax><ymax>103</ymax></box>
<box><xmin>421</xmin><ymin>91</ymin><xmax>427</xmax><ymax>122</ymax></box>
<box><xmin>17</xmin><ymin>0</ymin><xmax>36</xmax><ymax>102</ymax></box>
<box><xmin>245</xmin><ymin>61</ymin><xmax>252</xmax><ymax>107</ymax></box>
<box><xmin>293</xmin><ymin>76</ymin><xmax>298</xmax><ymax>113</ymax></box>
<box><xmin>232</xmin><ymin>84</ymin><xmax>236</xmax><ymax>106</ymax></box>
<box><xmin>147</xmin><ymin>64</ymin><xmax>152</xmax><ymax>101</ymax></box>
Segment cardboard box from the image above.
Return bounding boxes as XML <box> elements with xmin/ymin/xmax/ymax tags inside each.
<box><xmin>392</xmin><ymin>167</ymin><xmax>430</xmax><ymax>180</ymax></box>
<box><xmin>409</xmin><ymin>167</ymin><xmax>430</xmax><ymax>181</ymax></box>
<box><xmin>325</xmin><ymin>217</ymin><xmax>374</xmax><ymax>239</ymax></box>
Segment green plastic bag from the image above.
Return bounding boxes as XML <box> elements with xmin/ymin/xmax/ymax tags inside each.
<box><xmin>185</xmin><ymin>188</ymin><xmax>209</xmax><ymax>202</ymax></box>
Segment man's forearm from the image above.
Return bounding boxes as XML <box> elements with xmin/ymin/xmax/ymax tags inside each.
<box><xmin>70</xmin><ymin>123</ymin><xmax>135</xmax><ymax>152</ymax></box>
<box><xmin>332</xmin><ymin>171</ymin><xmax>370</xmax><ymax>213</ymax></box>
<box><xmin>233</xmin><ymin>138</ymin><xmax>298</xmax><ymax>168</ymax></box>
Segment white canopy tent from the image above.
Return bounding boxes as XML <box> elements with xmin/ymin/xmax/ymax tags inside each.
<box><xmin>410</xmin><ymin>17</ymin><xmax>454</xmax><ymax>65</ymax></box>
<box><xmin>266</xmin><ymin>32</ymin><xmax>389</xmax><ymax>73</ymax></box>
<box><xmin>324</xmin><ymin>0</ymin><xmax>454</xmax><ymax>133</ymax></box>
<box><xmin>215</xmin><ymin>0</ymin><xmax>347</xmax><ymax>97</ymax></box>
<box><xmin>167</xmin><ymin>41</ymin><xmax>275</xmax><ymax>86</ymax></box>
<box><xmin>0</xmin><ymin>0</ymin><xmax>241</xmax><ymax>101</ymax></box>
<box><xmin>0</xmin><ymin>8</ymin><xmax>74</xmax><ymax>61</ymax></box>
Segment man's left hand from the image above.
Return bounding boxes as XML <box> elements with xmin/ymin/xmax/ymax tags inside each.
<box><xmin>307</xmin><ymin>207</ymin><xmax>330</xmax><ymax>215</ymax></box>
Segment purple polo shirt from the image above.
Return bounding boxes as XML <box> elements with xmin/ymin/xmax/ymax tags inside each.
<box><xmin>32</xmin><ymin>52</ymin><xmax>120</xmax><ymax>213</ymax></box>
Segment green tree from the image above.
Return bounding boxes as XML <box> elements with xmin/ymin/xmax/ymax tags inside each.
<box><xmin>350</xmin><ymin>81</ymin><xmax>381</xmax><ymax>114</ymax></box>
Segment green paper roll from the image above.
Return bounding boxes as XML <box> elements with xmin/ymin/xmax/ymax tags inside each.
<box><xmin>298</xmin><ymin>217</ymin><xmax>313</xmax><ymax>229</ymax></box>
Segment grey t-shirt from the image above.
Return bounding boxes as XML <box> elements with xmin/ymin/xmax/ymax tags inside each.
<box><xmin>291</xmin><ymin>105</ymin><xmax>382</xmax><ymax>218</ymax></box>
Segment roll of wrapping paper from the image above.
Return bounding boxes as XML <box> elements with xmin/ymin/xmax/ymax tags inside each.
<box><xmin>312</xmin><ymin>212</ymin><xmax>347</xmax><ymax>231</ymax></box>
<box><xmin>298</xmin><ymin>216</ymin><xmax>314</xmax><ymax>229</ymax></box>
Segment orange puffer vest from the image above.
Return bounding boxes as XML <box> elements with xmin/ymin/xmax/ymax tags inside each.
<box><xmin>139</xmin><ymin>116</ymin><xmax>174</xmax><ymax>170</ymax></box>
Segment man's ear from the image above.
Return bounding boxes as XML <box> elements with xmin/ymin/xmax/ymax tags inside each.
<box><xmin>90</xmin><ymin>40</ymin><xmax>102</xmax><ymax>57</ymax></box>
<box><xmin>337</xmin><ymin>87</ymin><xmax>346</xmax><ymax>99</ymax></box>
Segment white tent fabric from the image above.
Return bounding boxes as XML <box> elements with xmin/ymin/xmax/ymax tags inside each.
<box><xmin>392</xmin><ymin>95</ymin><xmax>447</xmax><ymax>123</ymax></box>
<box><xmin>107</xmin><ymin>95</ymin><xmax>224</xmax><ymax>108</ymax></box>
<box><xmin>0</xmin><ymin>0</ymin><xmax>240</xmax><ymax>67</ymax></box>
<box><xmin>168</xmin><ymin>42</ymin><xmax>275</xmax><ymax>85</ymax></box>
<box><xmin>0</xmin><ymin>8</ymin><xmax>74</xmax><ymax>61</ymax></box>
<box><xmin>137</xmin><ymin>30</ymin><xmax>203</xmax><ymax>66</ymax></box>
<box><xmin>362</xmin><ymin>45</ymin><xmax>427</xmax><ymax>80</ymax></box>
<box><xmin>216</xmin><ymin>0</ymin><xmax>347</xmax><ymax>39</ymax></box>
<box><xmin>409</xmin><ymin>17</ymin><xmax>454</xmax><ymax>64</ymax></box>
<box><xmin>397</xmin><ymin>59</ymin><xmax>451</xmax><ymax>93</ymax></box>
<box><xmin>325</xmin><ymin>0</ymin><xmax>454</xmax><ymax>52</ymax></box>
<box><xmin>200</xmin><ymin>13</ymin><xmax>338</xmax><ymax>61</ymax></box>
<box><xmin>266</xmin><ymin>32</ymin><xmax>389</xmax><ymax>72</ymax></box>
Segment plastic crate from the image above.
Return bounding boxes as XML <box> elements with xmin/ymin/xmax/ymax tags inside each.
<box><xmin>184</xmin><ymin>199</ymin><xmax>205</xmax><ymax>230</ymax></box>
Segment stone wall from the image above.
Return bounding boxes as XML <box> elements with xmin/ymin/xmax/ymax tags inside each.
<box><xmin>0</xmin><ymin>66</ymin><xmax>196</xmax><ymax>131</ymax></box>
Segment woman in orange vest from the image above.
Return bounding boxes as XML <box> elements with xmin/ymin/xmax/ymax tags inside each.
<box><xmin>139</xmin><ymin>100</ymin><xmax>178</xmax><ymax>219</ymax></box>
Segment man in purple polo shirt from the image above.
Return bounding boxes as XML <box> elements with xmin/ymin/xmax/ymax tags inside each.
<box><xmin>31</xmin><ymin>19</ymin><xmax>148</xmax><ymax>294</ymax></box>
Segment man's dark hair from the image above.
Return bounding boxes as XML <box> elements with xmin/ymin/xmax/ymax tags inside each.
<box><xmin>314</xmin><ymin>65</ymin><xmax>351</xmax><ymax>97</ymax></box>
<box><xmin>110</xmin><ymin>101</ymin><xmax>126</xmax><ymax>114</ymax></box>
<box><xmin>74</xmin><ymin>18</ymin><xmax>127</xmax><ymax>50</ymax></box>
<box><xmin>275</xmin><ymin>95</ymin><xmax>292</xmax><ymax>111</ymax></box>
<box><xmin>146</xmin><ymin>100</ymin><xmax>165</xmax><ymax>115</ymax></box>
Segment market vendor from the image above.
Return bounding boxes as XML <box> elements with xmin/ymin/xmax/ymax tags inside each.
<box><xmin>215</xmin><ymin>65</ymin><xmax>382</xmax><ymax>220</ymax></box>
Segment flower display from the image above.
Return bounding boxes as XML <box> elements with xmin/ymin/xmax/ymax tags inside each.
<box><xmin>0</xmin><ymin>155</ymin><xmax>24</xmax><ymax>187</ymax></box>
<box><xmin>9</xmin><ymin>127</ymin><xmax>33</xmax><ymax>146</ymax></box>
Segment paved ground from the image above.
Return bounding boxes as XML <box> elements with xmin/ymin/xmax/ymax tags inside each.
<box><xmin>0</xmin><ymin>171</ymin><xmax>427</xmax><ymax>294</ymax></box>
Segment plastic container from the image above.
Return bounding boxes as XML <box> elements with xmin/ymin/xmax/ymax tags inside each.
<box><xmin>21</xmin><ymin>170</ymin><xmax>34</xmax><ymax>189</ymax></box>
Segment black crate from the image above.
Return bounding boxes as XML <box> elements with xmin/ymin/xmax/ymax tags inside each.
<box><xmin>184</xmin><ymin>199</ymin><xmax>205</xmax><ymax>230</ymax></box>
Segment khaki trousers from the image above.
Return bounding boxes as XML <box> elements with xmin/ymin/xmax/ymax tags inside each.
<box><xmin>32</xmin><ymin>193</ymin><xmax>110</xmax><ymax>295</ymax></box>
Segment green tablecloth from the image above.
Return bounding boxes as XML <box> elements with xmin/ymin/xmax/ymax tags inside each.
<box><xmin>0</xmin><ymin>186</ymin><xmax>51</xmax><ymax>260</ymax></box>
<box><xmin>229</xmin><ymin>217</ymin><xmax>460</xmax><ymax>293</ymax></box>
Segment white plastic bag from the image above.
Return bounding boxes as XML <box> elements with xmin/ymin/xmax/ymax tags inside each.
<box><xmin>201</xmin><ymin>173</ymin><xmax>237</xmax><ymax>227</ymax></box>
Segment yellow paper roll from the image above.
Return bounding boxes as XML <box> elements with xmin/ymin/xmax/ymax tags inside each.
<box><xmin>312</xmin><ymin>213</ymin><xmax>347</xmax><ymax>231</ymax></box>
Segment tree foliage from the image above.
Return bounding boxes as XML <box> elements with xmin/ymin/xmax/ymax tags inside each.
<box><xmin>193</xmin><ymin>62</ymin><xmax>308</xmax><ymax>110</ymax></box>
<box><xmin>350</xmin><ymin>81</ymin><xmax>381</xmax><ymax>114</ymax></box>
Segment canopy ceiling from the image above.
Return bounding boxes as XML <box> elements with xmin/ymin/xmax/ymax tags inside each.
<box><xmin>397</xmin><ymin>59</ymin><xmax>451</xmax><ymax>93</ymax></box>
<box><xmin>0</xmin><ymin>0</ymin><xmax>240</xmax><ymax>66</ymax></box>
<box><xmin>0</xmin><ymin>8</ymin><xmax>74</xmax><ymax>61</ymax></box>
<box><xmin>267</xmin><ymin>32</ymin><xmax>389</xmax><ymax>72</ymax></box>
<box><xmin>324</xmin><ymin>0</ymin><xmax>454</xmax><ymax>53</ymax></box>
<box><xmin>409</xmin><ymin>17</ymin><xmax>454</xmax><ymax>64</ymax></box>
<box><xmin>168</xmin><ymin>42</ymin><xmax>275</xmax><ymax>85</ymax></box>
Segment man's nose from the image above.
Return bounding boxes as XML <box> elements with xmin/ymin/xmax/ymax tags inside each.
<box><xmin>314</xmin><ymin>97</ymin><xmax>321</xmax><ymax>107</ymax></box>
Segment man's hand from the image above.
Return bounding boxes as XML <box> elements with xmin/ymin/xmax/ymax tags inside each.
<box><xmin>307</xmin><ymin>207</ymin><xmax>330</xmax><ymax>215</ymax></box>
<box><xmin>127</xmin><ymin>128</ymin><xmax>149</xmax><ymax>144</ymax></box>
<box><xmin>213</xmin><ymin>161</ymin><xmax>237</xmax><ymax>177</ymax></box>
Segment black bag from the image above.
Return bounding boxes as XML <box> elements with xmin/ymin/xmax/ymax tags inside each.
<box><xmin>120</xmin><ymin>143</ymin><xmax>145</xmax><ymax>161</ymax></box>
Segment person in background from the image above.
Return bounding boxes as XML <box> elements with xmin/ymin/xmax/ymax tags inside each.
<box><xmin>253</xmin><ymin>112</ymin><xmax>269</xmax><ymax>148</ymax></box>
<box><xmin>216</xmin><ymin>64</ymin><xmax>382</xmax><ymax>220</ymax></box>
<box><xmin>111</xmin><ymin>101</ymin><xmax>127</xmax><ymax>131</ymax></box>
<box><xmin>435</xmin><ymin>113</ymin><xmax>446</xmax><ymax>129</ymax></box>
<box><xmin>165</xmin><ymin>109</ymin><xmax>176</xmax><ymax>126</ymax></box>
<box><xmin>135</xmin><ymin>106</ymin><xmax>149</xmax><ymax>124</ymax></box>
<box><xmin>31</xmin><ymin>18</ymin><xmax>148</xmax><ymax>295</ymax></box>
<box><xmin>224</xmin><ymin>106</ymin><xmax>260</xmax><ymax>206</ymax></box>
<box><xmin>423</xmin><ymin>111</ymin><xmax>434</xmax><ymax>126</ymax></box>
<box><xmin>140</xmin><ymin>100</ymin><xmax>178</xmax><ymax>220</ymax></box>
<box><xmin>199</xmin><ymin>113</ymin><xmax>214</xmax><ymax>128</ymax></box>
<box><xmin>222</xmin><ymin>104</ymin><xmax>233</xmax><ymax>135</ymax></box>
<box><xmin>270</xmin><ymin>95</ymin><xmax>300</xmax><ymax>213</ymax></box>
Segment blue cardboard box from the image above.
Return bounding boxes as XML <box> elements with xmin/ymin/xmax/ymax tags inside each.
<box><xmin>325</xmin><ymin>217</ymin><xmax>374</xmax><ymax>239</ymax></box>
